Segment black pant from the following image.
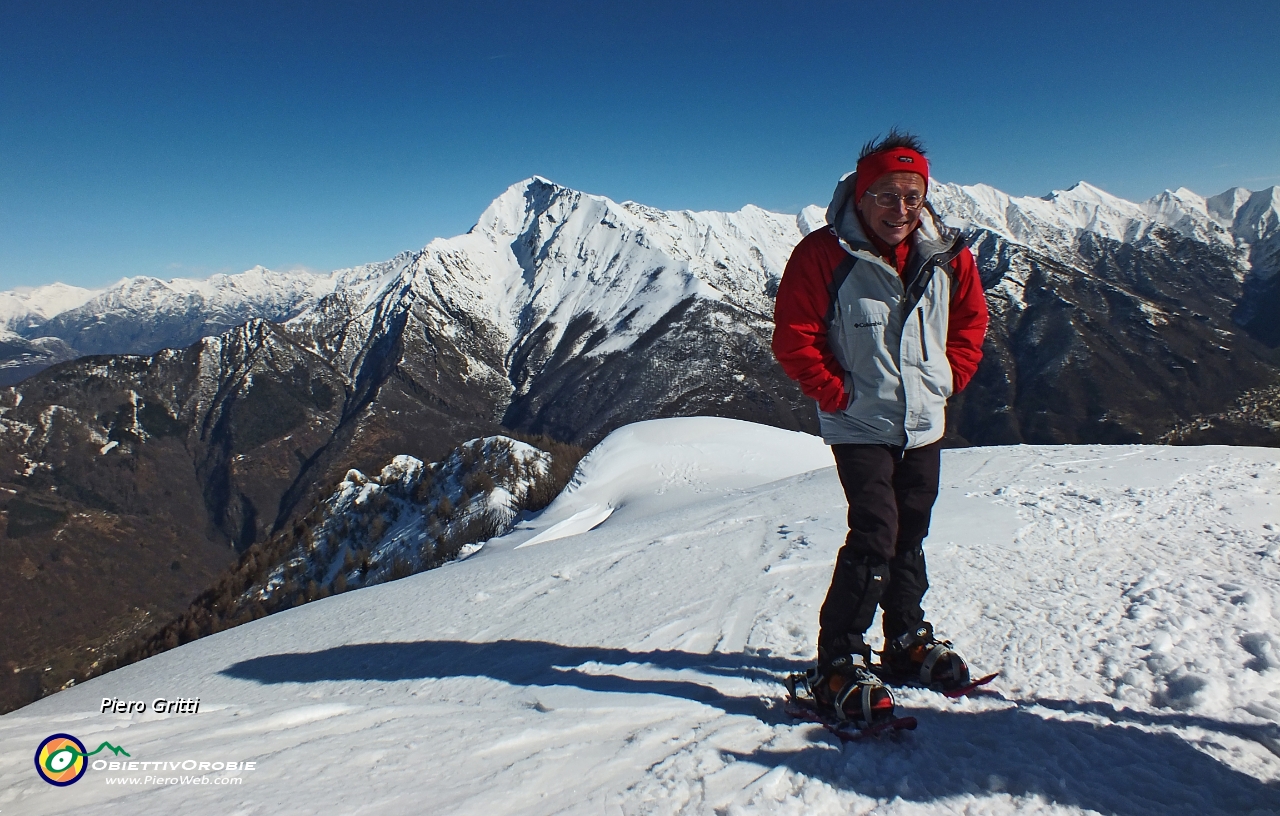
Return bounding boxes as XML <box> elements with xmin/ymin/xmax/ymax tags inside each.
<box><xmin>817</xmin><ymin>441</ymin><xmax>941</xmax><ymax>657</ymax></box>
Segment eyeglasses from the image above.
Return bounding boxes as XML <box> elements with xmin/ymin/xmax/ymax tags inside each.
<box><xmin>863</xmin><ymin>191</ymin><xmax>925</xmax><ymax>210</ymax></box>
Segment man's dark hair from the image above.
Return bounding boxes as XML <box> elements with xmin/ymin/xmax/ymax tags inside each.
<box><xmin>859</xmin><ymin>128</ymin><xmax>927</xmax><ymax>160</ymax></box>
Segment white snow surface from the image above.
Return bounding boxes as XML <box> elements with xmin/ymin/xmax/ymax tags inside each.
<box><xmin>515</xmin><ymin>418</ymin><xmax>832</xmax><ymax>547</ymax></box>
<box><xmin>4</xmin><ymin>417</ymin><xmax>1280</xmax><ymax>814</ymax></box>
<box><xmin>0</xmin><ymin>283</ymin><xmax>99</xmax><ymax>330</ymax></box>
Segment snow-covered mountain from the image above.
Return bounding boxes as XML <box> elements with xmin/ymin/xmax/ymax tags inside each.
<box><xmin>3</xmin><ymin>418</ymin><xmax>1278</xmax><ymax>814</ymax></box>
<box><xmin>929</xmin><ymin>180</ymin><xmax>1279</xmax><ymax>324</ymax></box>
<box><xmin>1209</xmin><ymin>185</ymin><xmax>1280</xmax><ymax>278</ymax></box>
<box><xmin>4</xmin><ymin>176</ymin><xmax>1278</xmax><ymax>397</ymax></box>
<box><xmin>930</xmin><ymin>179</ymin><xmax>1280</xmax><ymax>293</ymax></box>
<box><xmin>281</xmin><ymin>177</ymin><xmax>809</xmax><ymax>435</ymax></box>
<box><xmin>0</xmin><ymin>266</ymin><xmax>337</xmax><ymax>385</ymax></box>
<box><xmin>0</xmin><ymin>282</ymin><xmax>99</xmax><ymax>330</ymax></box>
<box><xmin>5</xmin><ymin>177</ymin><xmax>1274</xmax><ymax>386</ymax></box>
<box><xmin>921</xmin><ymin>180</ymin><xmax>1280</xmax><ymax>446</ymax></box>
<box><xmin>933</xmin><ymin>181</ymin><xmax>1235</xmax><ymax>262</ymax></box>
<box><xmin>4</xmin><ymin>176</ymin><xmax>1278</xmax><ymax>396</ymax></box>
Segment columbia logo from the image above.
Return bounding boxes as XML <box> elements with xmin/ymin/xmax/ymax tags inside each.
<box><xmin>897</xmin><ymin>156</ymin><xmax>915</xmax><ymax>163</ymax></box>
<box><xmin>853</xmin><ymin>321</ymin><xmax>884</xmax><ymax>329</ymax></box>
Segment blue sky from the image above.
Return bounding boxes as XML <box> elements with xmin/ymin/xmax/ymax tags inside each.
<box><xmin>2</xmin><ymin>1</ymin><xmax>1278</xmax><ymax>290</ymax></box>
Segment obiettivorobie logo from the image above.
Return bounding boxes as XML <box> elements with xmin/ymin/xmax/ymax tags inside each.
<box><xmin>35</xmin><ymin>733</ymin><xmax>257</xmax><ymax>788</ymax></box>
<box><xmin>34</xmin><ymin>734</ymin><xmax>130</xmax><ymax>786</ymax></box>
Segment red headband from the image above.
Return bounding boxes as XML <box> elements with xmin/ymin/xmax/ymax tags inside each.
<box><xmin>854</xmin><ymin>148</ymin><xmax>929</xmax><ymax>203</ymax></box>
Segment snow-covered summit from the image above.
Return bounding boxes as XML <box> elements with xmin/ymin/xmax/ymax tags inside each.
<box><xmin>1216</xmin><ymin>186</ymin><xmax>1280</xmax><ymax>279</ymax></box>
<box><xmin>286</xmin><ymin>176</ymin><xmax>813</xmax><ymax>387</ymax></box>
<box><xmin>0</xmin><ymin>282</ymin><xmax>100</xmax><ymax>331</ymax></box>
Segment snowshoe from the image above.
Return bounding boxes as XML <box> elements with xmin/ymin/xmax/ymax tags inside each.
<box><xmin>878</xmin><ymin>623</ymin><xmax>973</xmax><ymax>692</ymax></box>
<box><xmin>784</xmin><ymin>652</ymin><xmax>898</xmax><ymax>731</ymax></box>
<box><xmin>784</xmin><ymin>697</ymin><xmax>918</xmax><ymax>741</ymax></box>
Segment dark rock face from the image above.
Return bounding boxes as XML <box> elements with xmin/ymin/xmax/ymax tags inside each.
<box><xmin>502</xmin><ymin>296</ymin><xmax>817</xmax><ymax>444</ymax></box>
<box><xmin>1236</xmin><ymin>274</ymin><xmax>1280</xmax><ymax>348</ymax></box>
<box><xmin>0</xmin><ymin>312</ymin><xmax>503</xmax><ymax>709</ymax></box>
<box><xmin>952</xmin><ymin>230</ymin><xmax>1280</xmax><ymax>446</ymax></box>
<box><xmin>0</xmin><ymin>335</ymin><xmax>78</xmax><ymax>386</ymax></box>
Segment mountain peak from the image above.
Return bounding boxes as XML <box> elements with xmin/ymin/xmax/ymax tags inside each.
<box><xmin>1046</xmin><ymin>181</ymin><xmax>1130</xmax><ymax>207</ymax></box>
<box><xmin>1205</xmin><ymin>187</ymin><xmax>1253</xmax><ymax>222</ymax></box>
<box><xmin>472</xmin><ymin>176</ymin><xmax>582</xmax><ymax>238</ymax></box>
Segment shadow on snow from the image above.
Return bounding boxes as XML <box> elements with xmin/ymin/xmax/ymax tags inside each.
<box><xmin>222</xmin><ymin>639</ymin><xmax>1279</xmax><ymax>815</ymax></box>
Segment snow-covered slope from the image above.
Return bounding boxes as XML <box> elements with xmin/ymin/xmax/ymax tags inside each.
<box><xmin>0</xmin><ymin>283</ymin><xmax>99</xmax><ymax>331</ymax></box>
<box><xmin>1211</xmin><ymin>186</ymin><xmax>1280</xmax><ymax>280</ymax></box>
<box><xmin>3</xmin><ymin>417</ymin><xmax>1279</xmax><ymax>814</ymax></box>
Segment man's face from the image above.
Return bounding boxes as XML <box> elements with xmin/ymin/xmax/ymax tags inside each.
<box><xmin>857</xmin><ymin>171</ymin><xmax>927</xmax><ymax>247</ymax></box>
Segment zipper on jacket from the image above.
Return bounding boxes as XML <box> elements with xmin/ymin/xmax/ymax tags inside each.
<box><xmin>917</xmin><ymin>307</ymin><xmax>929</xmax><ymax>361</ymax></box>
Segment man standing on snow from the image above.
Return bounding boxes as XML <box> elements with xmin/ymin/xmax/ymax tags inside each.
<box><xmin>771</xmin><ymin>129</ymin><xmax>988</xmax><ymax>723</ymax></box>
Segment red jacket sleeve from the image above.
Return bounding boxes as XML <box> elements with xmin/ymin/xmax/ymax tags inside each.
<box><xmin>946</xmin><ymin>246</ymin><xmax>988</xmax><ymax>393</ymax></box>
<box><xmin>771</xmin><ymin>230</ymin><xmax>850</xmax><ymax>412</ymax></box>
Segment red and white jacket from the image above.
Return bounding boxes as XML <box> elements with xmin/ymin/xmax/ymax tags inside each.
<box><xmin>772</xmin><ymin>175</ymin><xmax>988</xmax><ymax>448</ymax></box>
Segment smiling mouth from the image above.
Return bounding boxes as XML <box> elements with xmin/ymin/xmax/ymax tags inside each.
<box><xmin>883</xmin><ymin>219</ymin><xmax>910</xmax><ymax>229</ymax></box>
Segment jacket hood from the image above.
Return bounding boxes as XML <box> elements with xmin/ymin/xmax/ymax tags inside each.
<box><xmin>825</xmin><ymin>170</ymin><xmax>953</xmax><ymax>251</ymax></box>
